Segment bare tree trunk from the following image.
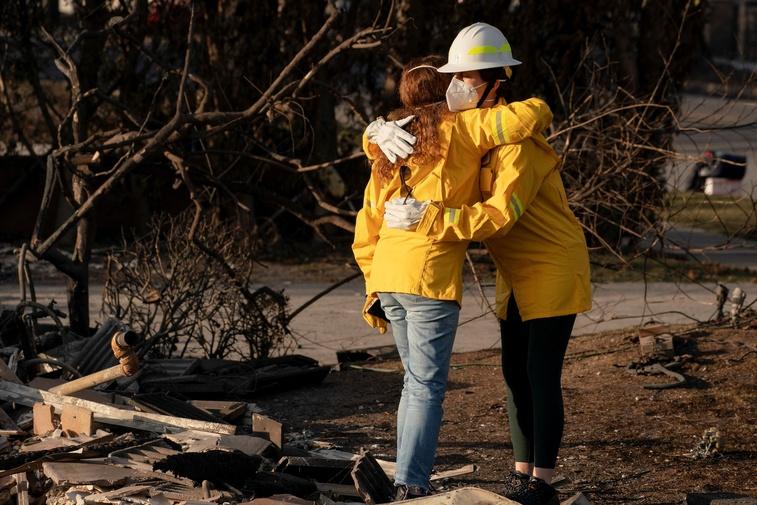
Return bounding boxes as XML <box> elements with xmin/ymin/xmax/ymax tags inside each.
<box><xmin>66</xmin><ymin>175</ymin><xmax>93</xmax><ymax>335</ymax></box>
<box><xmin>64</xmin><ymin>0</ymin><xmax>106</xmax><ymax>336</ymax></box>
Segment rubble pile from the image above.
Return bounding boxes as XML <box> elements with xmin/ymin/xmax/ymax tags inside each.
<box><xmin>0</xmin><ymin>316</ymin><xmax>499</xmax><ymax>504</ymax></box>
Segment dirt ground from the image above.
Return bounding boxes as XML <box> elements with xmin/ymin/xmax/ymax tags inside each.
<box><xmin>256</xmin><ymin>324</ymin><xmax>757</xmax><ymax>505</ymax></box>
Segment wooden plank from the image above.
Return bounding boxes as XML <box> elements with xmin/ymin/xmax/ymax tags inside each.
<box><xmin>218</xmin><ymin>434</ymin><xmax>274</xmax><ymax>456</ymax></box>
<box><xmin>12</xmin><ymin>473</ymin><xmax>29</xmax><ymax>505</ymax></box>
<box><xmin>314</xmin><ymin>482</ymin><xmax>361</xmax><ymax>498</ymax></box>
<box><xmin>0</xmin><ymin>380</ymin><xmax>236</xmax><ymax>435</ymax></box>
<box><xmin>252</xmin><ymin>413</ymin><xmax>282</xmax><ymax>448</ymax></box>
<box><xmin>190</xmin><ymin>400</ymin><xmax>247</xmax><ymax>420</ymax></box>
<box><xmin>29</xmin><ymin>377</ymin><xmax>116</xmax><ymax>405</ymax></box>
<box><xmin>83</xmin><ymin>485</ymin><xmax>152</xmax><ymax>504</ymax></box>
<box><xmin>49</xmin><ymin>365</ymin><xmax>125</xmax><ymax>396</ymax></box>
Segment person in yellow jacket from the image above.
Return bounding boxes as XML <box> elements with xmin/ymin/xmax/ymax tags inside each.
<box><xmin>382</xmin><ymin>23</ymin><xmax>592</xmax><ymax>505</ymax></box>
<box><xmin>352</xmin><ymin>53</ymin><xmax>553</xmax><ymax>500</ymax></box>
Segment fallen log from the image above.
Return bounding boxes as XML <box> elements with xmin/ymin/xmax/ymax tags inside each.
<box><xmin>0</xmin><ymin>380</ymin><xmax>236</xmax><ymax>435</ymax></box>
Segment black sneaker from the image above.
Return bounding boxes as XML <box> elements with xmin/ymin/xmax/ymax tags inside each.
<box><xmin>517</xmin><ymin>477</ymin><xmax>559</xmax><ymax>505</ymax></box>
<box><xmin>394</xmin><ymin>484</ymin><xmax>430</xmax><ymax>501</ymax></box>
<box><xmin>502</xmin><ymin>471</ymin><xmax>531</xmax><ymax>499</ymax></box>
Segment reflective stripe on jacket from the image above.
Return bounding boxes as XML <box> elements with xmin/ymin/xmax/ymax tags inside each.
<box><xmin>414</xmin><ymin>104</ymin><xmax>592</xmax><ymax>319</ymax></box>
<box><xmin>352</xmin><ymin>98</ymin><xmax>553</xmax><ymax>304</ymax></box>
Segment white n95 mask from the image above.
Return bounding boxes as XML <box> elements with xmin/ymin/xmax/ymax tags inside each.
<box><xmin>445</xmin><ymin>77</ymin><xmax>487</xmax><ymax>112</ymax></box>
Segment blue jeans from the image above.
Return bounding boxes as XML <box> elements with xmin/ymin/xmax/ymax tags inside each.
<box><xmin>377</xmin><ymin>292</ymin><xmax>460</xmax><ymax>490</ymax></box>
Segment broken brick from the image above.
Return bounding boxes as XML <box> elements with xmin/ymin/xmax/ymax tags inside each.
<box><xmin>60</xmin><ymin>405</ymin><xmax>94</xmax><ymax>436</ymax></box>
<box><xmin>32</xmin><ymin>403</ymin><xmax>55</xmax><ymax>436</ymax></box>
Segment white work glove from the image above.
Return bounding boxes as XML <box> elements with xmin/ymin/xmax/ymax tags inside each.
<box><xmin>384</xmin><ymin>197</ymin><xmax>429</xmax><ymax>231</ymax></box>
<box><xmin>365</xmin><ymin>116</ymin><xmax>416</xmax><ymax>163</ymax></box>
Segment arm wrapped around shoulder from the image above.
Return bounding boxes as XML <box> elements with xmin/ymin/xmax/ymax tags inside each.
<box><xmin>456</xmin><ymin>97</ymin><xmax>553</xmax><ymax>153</ymax></box>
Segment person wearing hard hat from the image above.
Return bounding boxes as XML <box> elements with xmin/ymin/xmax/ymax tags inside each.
<box><xmin>379</xmin><ymin>23</ymin><xmax>592</xmax><ymax>505</ymax></box>
<box><xmin>353</xmin><ymin>54</ymin><xmax>554</xmax><ymax>501</ymax></box>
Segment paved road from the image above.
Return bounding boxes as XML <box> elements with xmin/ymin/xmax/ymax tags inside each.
<box><xmin>282</xmin><ymin>278</ymin><xmax>747</xmax><ymax>365</ymax></box>
<box><xmin>4</xmin><ymin>277</ymin><xmax>747</xmax><ymax>366</ymax></box>
<box><xmin>663</xmin><ymin>225</ymin><xmax>757</xmax><ymax>270</ymax></box>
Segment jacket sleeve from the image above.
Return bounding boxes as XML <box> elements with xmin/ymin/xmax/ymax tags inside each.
<box><xmin>362</xmin><ymin>130</ymin><xmax>381</xmax><ymax>161</ymax></box>
<box><xmin>455</xmin><ymin>98</ymin><xmax>553</xmax><ymax>154</ymax></box>
<box><xmin>415</xmin><ymin>140</ymin><xmax>554</xmax><ymax>242</ymax></box>
<box><xmin>352</xmin><ymin>171</ymin><xmax>383</xmax><ymax>286</ymax></box>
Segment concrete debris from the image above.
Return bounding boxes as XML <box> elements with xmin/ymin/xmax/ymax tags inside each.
<box><xmin>41</xmin><ymin>461</ymin><xmax>152</xmax><ymax>487</ymax></box>
<box><xmin>19</xmin><ymin>428</ymin><xmax>110</xmax><ymax>453</ymax></box>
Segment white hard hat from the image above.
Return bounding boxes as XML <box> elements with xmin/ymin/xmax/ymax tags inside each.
<box><xmin>437</xmin><ymin>22</ymin><xmax>521</xmax><ymax>73</ymax></box>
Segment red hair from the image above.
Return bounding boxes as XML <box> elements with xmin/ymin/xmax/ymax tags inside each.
<box><xmin>372</xmin><ymin>55</ymin><xmax>452</xmax><ymax>182</ymax></box>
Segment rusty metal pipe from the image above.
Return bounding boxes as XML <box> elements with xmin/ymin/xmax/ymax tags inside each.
<box><xmin>49</xmin><ymin>330</ymin><xmax>140</xmax><ymax>396</ymax></box>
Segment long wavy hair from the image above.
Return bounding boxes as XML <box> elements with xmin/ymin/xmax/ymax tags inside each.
<box><xmin>372</xmin><ymin>55</ymin><xmax>452</xmax><ymax>182</ymax></box>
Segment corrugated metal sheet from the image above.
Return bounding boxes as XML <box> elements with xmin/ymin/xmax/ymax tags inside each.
<box><xmin>64</xmin><ymin>319</ymin><xmax>121</xmax><ymax>378</ymax></box>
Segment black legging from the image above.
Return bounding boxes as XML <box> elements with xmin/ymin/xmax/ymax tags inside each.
<box><xmin>500</xmin><ymin>296</ymin><xmax>575</xmax><ymax>469</ymax></box>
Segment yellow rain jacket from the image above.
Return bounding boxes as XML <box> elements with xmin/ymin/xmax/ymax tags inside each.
<box><xmin>415</xmin><ymin>101</ymin><xmax>592</xmax><ymax>321</ymax></box>
<box><xmin>353</xmin><ymin>98</ymin><xmax>553</xmax><ymax>305</ymax></box>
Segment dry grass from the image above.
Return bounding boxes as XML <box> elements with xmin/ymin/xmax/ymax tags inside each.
<box><xmin>666</xmin><ymin>192</ymin><xmax>757</xmax><ymax>239</ymax></box>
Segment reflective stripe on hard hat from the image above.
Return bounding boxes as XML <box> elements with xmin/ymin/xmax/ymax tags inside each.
<box><xmin>438</xmin><ymin>22</ymin><xmax>521</xmax><ymax>73</ymax></box>
<box><xmin>468</xmin><ymin>42</ymin><xmax>512</xmax><ymax>56</ymax></box>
